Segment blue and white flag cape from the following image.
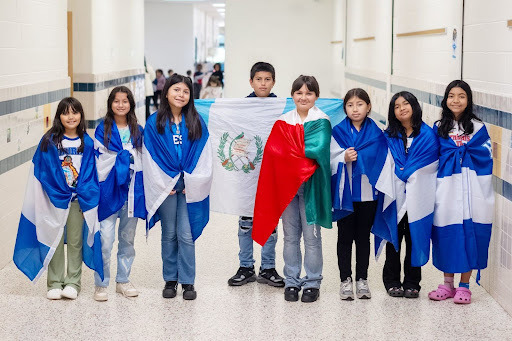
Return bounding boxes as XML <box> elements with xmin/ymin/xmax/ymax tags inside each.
<box><xmin>432</xmin><ymin>123</ymin><xmax>493</xmax><ymax>282</ymax></box>
<box><xmin>13</xmin><ymin>134</ymin><xmax>103</xmax><ymax>281</ymax></box>
<box><xmin>143</xmin><ymin>113</ymin><xmax>213</xmax><ymax>241</ymax></box>
<box><xmin>331</xmin><ymin>117</ymin><xmax>396</xmax><ymax>256</ymax></box>
<box><xmin>195</xmin><ymin>97</ymin><xmax>344</xmax><ymax>217</ymax></box>
<box><xmin>376</xmin><ymin>123</ymin><xmax>439</xmax><ymax>267</ymax></box>
<box><xmin>94</xmin><ymin>121</ymin><xmax>146</xmax><ymax>221</ymax></box>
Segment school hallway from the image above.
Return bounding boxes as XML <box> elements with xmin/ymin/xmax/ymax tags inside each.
<box><xmin>1</xmin><ymin>209</ymin><xmax>511</xmax><ymax>340</ymax></box>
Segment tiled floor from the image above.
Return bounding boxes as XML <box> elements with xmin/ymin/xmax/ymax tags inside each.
<box><xmin>1</xmin><ymin>212</ymin><xmax>512</xmax><ymax>340</ymax></box>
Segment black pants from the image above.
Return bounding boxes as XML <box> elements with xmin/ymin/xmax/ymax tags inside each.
<box><xmin>382</xmin><ymin>213</ymin><xmax>422</xmax><ymax>291</ymax></box>
<box><xmin>337</xmin><ymin>201</ymin><xmax>377</xmax><ymax>281</ymax></box>
<box><xmin>153</xmin><ymin>90</ymin><xmax>162</xmax><ymax>110</ymax></box>
<box><xmin>145</xmin><ymin>96</ymin><xmax>153</xmax><ymax>120</ymax></box>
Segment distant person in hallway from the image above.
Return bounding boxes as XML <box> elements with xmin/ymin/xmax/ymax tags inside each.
<box><xmin>92</xmin><ymin>86</ymin><xmax>145</xmax><ymax>302</ymax></box>
<box><xmin>429</xmin><ymin>80</ymin><xmax>493</xmax><ymax>304</ymax></box>
<box><xmin>144</xmin><ymin>58</ymin><xmax>156</xmax><ymax>120</ymax></box>
<box><xmin>211</xmin><ymin>63</ymin><xmax>224</xmax><ymax>87</ymax></box>
<box><xmin>186</xmin><ymin>70</ymin><xmax>192</xmax><ymax>78</ymax></box>
<box><xmin>200</xmin><ymin>75</ymin><xmax>223</xmax><ymax>99</ymax></box>
<box><xmin>142</xmin><ymin>74</ymin><xmax>212</xmax><ymax>301</ymax></box>
<box><xmin>228</xmin><ymin>62</ymin><xmax>285</xmax><ymax>289</ymax></box>
<box><xmin>331</xmin><ymin>88</ymin><xmax>395</xmax><ymax>301</ymax></box>
<box><xmin>193</xmin><ymin>64</ymin><xmax>204</xmax><ymax>99</ymax></box>
<box><xmin>252</xmin><ymin>75</ymin><xmax>332</xmax><ymax>303</ymax></box>
<box><xmin>381</xmin><ymin>92</ymin><xmax>439</xmax><ymax>299</ymax></box>
<box><xmin>13</xmin><ymin>97</ymin><xmax>103</xmax><ymax>300</ymax></box>
<box><xmin>167</xmin><ymin>69</ymin><xmax>174</xmax><ymax>78</ymax></box>
<box><xmin>153</xmin><ymin>69</ymin><xmax>166</xmax><ymax>109</ymax></box>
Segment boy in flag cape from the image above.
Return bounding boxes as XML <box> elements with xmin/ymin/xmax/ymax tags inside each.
<box><xmin>253</xmin><ymin>75</ymin><xmax>332</xmax><ymax>303</ymax></box>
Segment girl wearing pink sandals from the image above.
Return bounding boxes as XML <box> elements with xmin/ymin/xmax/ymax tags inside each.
<box><xmin>429</xmin><ymin>80</ymin><xmax>494</xmax><ymax>304</ymax></box>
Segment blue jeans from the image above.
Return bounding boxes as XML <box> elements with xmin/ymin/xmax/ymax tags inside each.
<box><xmin>94</xmin><ymin>201</ymin><xmax>138</xmax><ymax>287</ymax></box>
<box><xmin>238</xmin><ymin>216</ymin><xmax>277</xmax><ymax>270</ymax></box>
<box><xmin>282</xmin><ymin>184</ymin><xmax>323</xmax><ymax>289</ymax></box>
<box><xmin>157</xmin><ymin>177</ymin><xmax>195</xmax><ymax>284</ymax></box>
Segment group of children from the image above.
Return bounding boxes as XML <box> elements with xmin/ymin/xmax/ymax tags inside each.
<box><xmin>13</xmin><ymin>62</ymin><xmax>493</xmax><ymax>306</ymax></box>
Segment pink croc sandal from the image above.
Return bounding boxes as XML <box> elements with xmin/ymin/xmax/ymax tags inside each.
<box><xmin>453</xmin><ymin>287</ymin><xmax>472</xmax><ymax>304</ymax></box>
<box><xmin>428</xmin><ymin>285</ymin><xmax>456</xmax><ymax>301</ymax></box>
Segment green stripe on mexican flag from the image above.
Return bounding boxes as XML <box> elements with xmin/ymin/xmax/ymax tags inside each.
<box><xmin>252</xmin><ymin>106</ymin><xmax>333</xmax><ymax>246</ymax></box>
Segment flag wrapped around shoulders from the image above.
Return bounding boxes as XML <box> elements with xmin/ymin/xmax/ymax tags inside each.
<box><xmin>377</xmin><ymin>122</ymin><xmax>439</xmax><ymax>267</ymax></box>
<box><xmin>252</xmin><ymin>106</ymin><xmax>332</xmax><ymax>246</ymax></box>
<box><xmin>13</xmin><ymin>134</ymin><xmax>103</xmax><ymax>281</ymax></box>
<box><xmin>94</xmin><ymin>121</ymin><xmax>146</xmax><ymax>221</ymax></box>
<box><xmin>331</xmin><ymin>117</ymin><xmax>397</xmax><ymax>256</ymax></box>
<box><xmin>432</xmin><ymin>122</ymin><xmax>493</xmax><ymax>280</ymax></box>
<box><xmin>142</xmin><ymin>113</ymin><xmax>213</xmax><ymax>241</ymax></box>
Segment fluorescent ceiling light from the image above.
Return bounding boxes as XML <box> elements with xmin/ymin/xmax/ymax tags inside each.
<box><xmin>212</xmin><ymin>3</ymin><xmax>225</xmax><ymax>7</ymax></box>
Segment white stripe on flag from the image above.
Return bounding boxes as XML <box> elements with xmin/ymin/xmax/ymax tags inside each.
<box><xmin>208</xmin><ymin>98</ymin><xmax>287</xmax><ymax>216</ymax></box>
<box><xmin>184</xmin><ymin>136</ymin><xmax>213</xmax><ymax>203</ymax></box>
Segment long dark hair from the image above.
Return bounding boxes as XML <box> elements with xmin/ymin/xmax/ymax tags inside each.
<box><xmin>103</xmin><ymin>86</ymin><xmax>142</xmax><ymax>149</ymax></box>
<box><xmin>41</xmin><ymin>97</ymin><xmax>86</xmax><ymax>152</ymax></box>
<box><xmin>385</xmin><ymin>91</ymin><xmax>423</xmax><ymax>147</ymax></box>
<box><xmin>156</xmin><ymin>73</ymin><xmax>202</xmax><ymax>140</ymax></box>
<box><xmin>437</xmin><ymin>80</ymin><xmax>481</xmax><ymax>139</ymax></box>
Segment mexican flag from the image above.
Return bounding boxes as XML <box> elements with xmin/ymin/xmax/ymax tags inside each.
<box><xmin>252</xmin><ymin>106</ymin><xmax>333</xmax><ymax>246</ymax></box>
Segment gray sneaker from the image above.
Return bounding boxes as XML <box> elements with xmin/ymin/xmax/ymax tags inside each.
<box><xmin>340</xmin><ymin>277</ymin><xmax>354</xmax><ymax>301</ymax></box>
<box><xmin>356</xmin><ymin>278</ymin><xmax>371</xmax><ymax>299</ymax></box>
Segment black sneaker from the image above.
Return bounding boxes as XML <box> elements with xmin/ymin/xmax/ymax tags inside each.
<box><xmin>284</xmin><ymin>287</ymin><xmax>300</xmax><ymax>302</ymax></box>
<box><xmin>301</xmin><ymin>288</ymin><xmax>320</xmax><ymax>303</ymax></box>
<box><xmin>182</xmin><ymin>284</ymin><xmax>197</xmax><ymax>300</ymax></box>
<box><xmin>162</xmin><ymin>281</ymin><xmax>177</xmax><ymax>298</ymax></box>
<box><xmin>228</xmin><ymin>266</ymin><xmax>256</xmax><ymax>286</ymax></box>
<box><xmin>257</xmin><ymin>268</ymin><xmax>285</xmax><ymax>287</ymax></box>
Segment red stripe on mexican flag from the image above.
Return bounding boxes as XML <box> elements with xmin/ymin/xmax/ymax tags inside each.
<box><xmin>252</xmin><ymin>107</ymin><xmax>333</xmax><ymax>246</ymax></box>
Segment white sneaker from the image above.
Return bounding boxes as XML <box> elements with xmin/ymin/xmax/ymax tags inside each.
<box><xmin>356</xmin><ymin>278</ymin><xmax>371</xmax><ymax>299</ymax></box>
<box><xmin>340</xmin><ymin>277</ymin><xmax>354</xmax><ymax>301</ymax></box>
<box><xmin>47</xmin><ymin>288</ymin><xmax>62</xmax><ymax>300</ymax></box>
<box><xmin>61</xmin><ymin>285</ymin><xmax>78</xmax><ymax>300</ymax></box>
<box><xmin>116</xmin><ymin>282</ymin><xmax>139</xmax><ymax>297</ymax></box>
<box><xmin>94</xmin><ymin>286</ymin><xmax>108</xmax><ymax>302</ymax></box>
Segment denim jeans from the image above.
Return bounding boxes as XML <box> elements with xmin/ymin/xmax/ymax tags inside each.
<box><xmin>157</xmin><ymin>176</ymin><xmax>195</xmax><ymax>284</ymax></box>
<box><xmin>281</xmin><ymin>184</ymin><xmax>323</xmax><ymax>289</ymax></box>
<box><xmin>94</xmin><ymin>201</ymin><xmax>138</xmax><ymax>287</ymax></box>
<box><xmin>238</xmin><ymin>217</ymin><xmax>277</xmax><ymax>270</ymax></box>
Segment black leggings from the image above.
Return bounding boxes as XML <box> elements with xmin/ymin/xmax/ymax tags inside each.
<box><xmin>337</xmin><ymin>201</ymin><xmax>377</xmax><ymax>281</ymax></box>
<box><xmin>382</xmin><ymin>213</ymin><xmax>422</xmax><ymax>291</ymax></box>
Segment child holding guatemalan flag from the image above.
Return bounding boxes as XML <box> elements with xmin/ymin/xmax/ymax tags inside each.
<box><xmin>330</xmin><ymin>88</ymin><xmax>396</xmax><ymax>301</ymax></box>
<box><xmin>92</xmin><ymin>86</ymin><xmax>145</xmax><ymax>302</ymax></box>
<box><xmin>13</xmin><ymin>97</ymin><xmax>103</xmax><ymax>300</ymax></box>
<box><xmin>143</xmin><ymin>74</ymin><xmax>212</xmax><ymax>301</ymax></box>
<box><xmin>252</xmin><ymin>75</ymin><xmax>332</xmax><ymax>303</ymax></box>
<box><xmin>429</xmin><ymin>80</ymin><xmax>494</xmax><ymax>304</ymax></box>
<box><xmin>378</xmin><ymin>91</ymin><xmax>439</xmax><ymax>299</ymax></box>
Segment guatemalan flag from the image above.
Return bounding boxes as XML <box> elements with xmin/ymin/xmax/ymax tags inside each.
<box><xmin>432</xmin><ymin>121</ymin><xmax>493</xmax><ymax>282</ymax></box>
<box><xmin>194</xmin><ymin>98</ymin><xmax>344</xmax><ymax>218</ymax></box>
<box><xmin>13</xmin><ymin>134</ymin><xmax>104</xmax><ymax>281</ymax></box>
<box><xmin>331</xmin><ymin>117</ymin><xmax>396</xmax><ymax>256</ymax></box>
<box><xmin>378</xmin><ymin>123</ymin><xmax>440</xmax><ymax>267</ymax></box>
<box><xmin>94</xmin><ymin>121</ymin><xmax>146</xmax><ymax>221</ymax></box>
<box><xmin>142</xmin><ymin>113</ymin><xmax>213</xmax><ymax>240</ymax></box>
<box><xmin>252</xmin><ymin>106</ymin><xmax>333</xmax><ymax>246</ymax></box>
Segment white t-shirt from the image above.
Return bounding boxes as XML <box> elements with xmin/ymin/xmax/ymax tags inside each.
<box><xmin>449</xmin><ymin>119</ymin><xmax>483</xmax><ymax>146</ymax></box>
<box><xmin>406</xmin><ymin>137</ymin><xmax>414</xmax><ymax>153</ymax></box>
<box><xmin>59</xmin><ymin>136</ymin><xmax>82</xmax><ymax>189</ymax></box>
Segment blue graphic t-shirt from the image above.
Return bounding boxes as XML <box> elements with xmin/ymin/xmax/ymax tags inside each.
<box><xmin>171</xmin><ymin>118</ymin><xmax>184</xmax><ymax>162</ymax></box>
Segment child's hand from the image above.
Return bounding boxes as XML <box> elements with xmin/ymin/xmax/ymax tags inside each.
<box><xmin>182</xmin><ymin>189</ymin><xmax>186</xmax><ymax>195</ymax></box>
<box><xmin>344</xmin><ymin>147</ymin><xmax>358</xmax><ymax>162</ymax></box>
<box><xmin>170</xmin><ymin>190</ymin><xmax>176</xmax><ymax>195</ymax></box>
